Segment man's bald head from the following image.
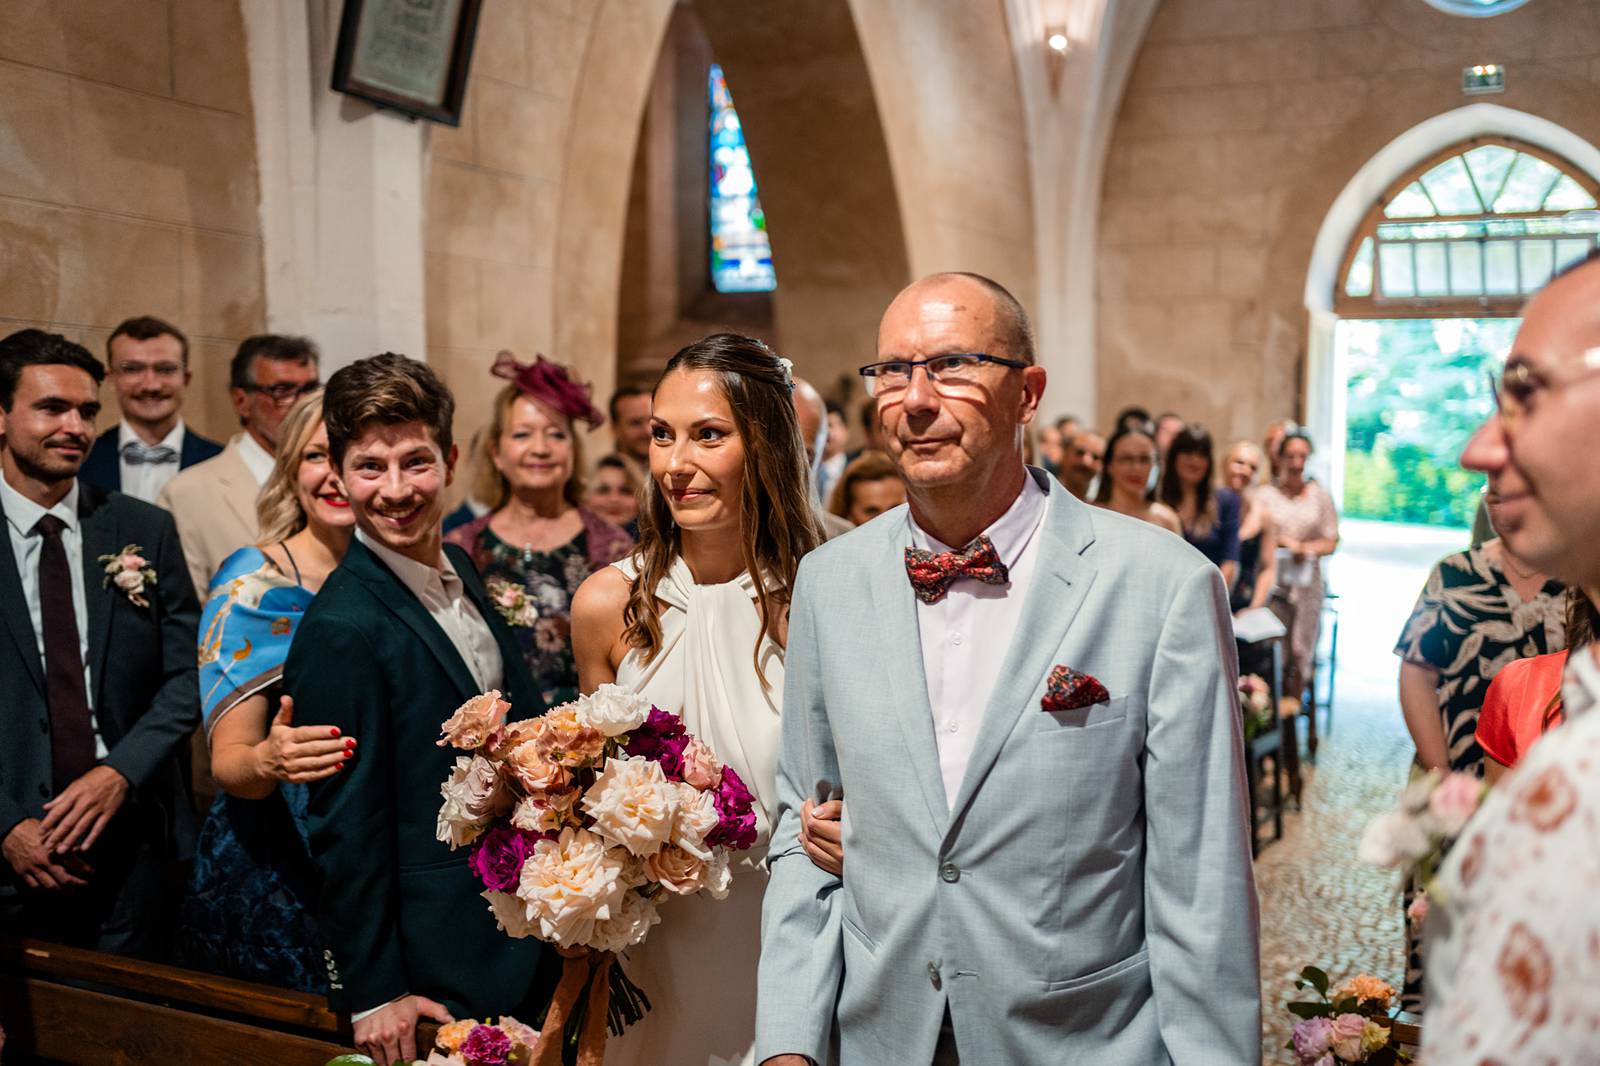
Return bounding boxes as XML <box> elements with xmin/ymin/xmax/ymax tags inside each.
<box><xmin>791</xmin><ymin>375</ymin><xmax>827</xmax><ymax>469</ymax></box>
<box><xmin>884</xmin><ymin>272</ymin><xmax>1035</xmax><ymax>365</ymax></box>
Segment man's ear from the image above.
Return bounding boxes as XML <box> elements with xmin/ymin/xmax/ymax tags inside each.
<box><xmin>1018</xmin><ymin>365</ymin><xmax>1048</xmax><ymax>425</ymax></box>
<box><xmin>229</xmin><ymin>386</ymin><xmax>250</xmax><ymax>422</ymax></box>
<box><xmin>444</xmin><ymin>442</ymin><xmax>459</xmax><ymax>486</ymax></box>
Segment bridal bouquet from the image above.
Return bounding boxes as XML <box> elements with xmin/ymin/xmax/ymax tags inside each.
<box><xmin>1357</xmin><ymin>769</ymin><xmax>1486</xmax><ymax>924</ymax></box>
<box><xmin>434</xmin><ymin>684</ymin><xmax>757</xmax><ymax>1061</ymax></box>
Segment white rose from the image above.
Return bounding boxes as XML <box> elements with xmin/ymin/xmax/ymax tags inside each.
<box><xmin>670</xmin><ymin>782</ymin><xmax>719</xmax><ymax>861</ymax></box>
<box><xmin>574</xmin><ymin>684</ymin><xmax>652</xmax><ymax>737</ymax></box>
<box><xmin>483</xmin><ymin>888</ymin><xmax>537</xmax><ymax>938</ymax></box>
<box><xmin>702</xmin><ymin>850</ymin><xmax>733</xmax><ymax>900</ymax></box>
<box><xmin>587</xmin><ymin>889</ymin><xmax>661</xmax><ymax>954</ymax></box>
<box><xmin>436</xmin><ymin>755</ymin><xmax>509</xmax><ymax>847</ymax></box>
<box><xmin>1357</xmin><ymin>809</ymin><xmax>1431</xmax><ymax>869</ymax></box>
<box><xmin>582</xmin><ymin>756</ymin><xmax>680</xmax><ymax>857</ymax></box>
<box><xmin>113</xmin><ymin>570</ymin><xmax>145</xmax><ymax>593</ymax></box>
<box><xmin>517</xmin><ymin>827</ymin><xmax>628</xmax><ymax>949</ymax></box>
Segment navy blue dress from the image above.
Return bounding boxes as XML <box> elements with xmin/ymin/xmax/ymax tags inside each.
<box><xmin>1184</xmin><ymin>487</ymin><xmax>1242</xmax><ymax>571</ymax></box>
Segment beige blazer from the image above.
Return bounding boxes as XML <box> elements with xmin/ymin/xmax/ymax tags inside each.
<box><xmin>156</xmin><ymin>434</ymin><xmax>262</xmax><ymax>602</ymax></box>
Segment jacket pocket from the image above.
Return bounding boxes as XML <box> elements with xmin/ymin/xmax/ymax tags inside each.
<box><xmin>1044</xmin><ymin>945</ymin><xmax>1149</xmax><ymax>994</ymax></box>
<box><xmin>841</xmin><ymin>912</ymin><xmax>878</xmax><ymax>957</ymax></box>
<box><xmin>1034</xmin><ymin>694</ymin><xmax>1130</xmax><ymax>736</ymax></box>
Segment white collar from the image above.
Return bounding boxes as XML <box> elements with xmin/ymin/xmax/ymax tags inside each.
<box><xmin>235</xmin><ymin>431</ymin><xmax>275</xmax><ymax>486</ymax></box>
<box><xmin>121</xmin><ymin>419</ymin><xmax>185</xmax><ymax>452</ymax></box>
<box><xmin>0</xmin><ymin>474</ymin><xmax>79</xmax><ymax>537</ymax></box>
<box><xmin>907</xmin><ymin>468</ymin><xmax>1048</xmax><ymax>565</ymax></box>
<box><xmin>355</xmin><ymin>527</ymin><xmax>458</xmax><ymax>598</ymax></box>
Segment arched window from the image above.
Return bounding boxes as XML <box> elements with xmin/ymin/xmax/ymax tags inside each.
<box><xmin>708</xmin><ymin>63</ymin><xmax>776</xmax><ymax>293</ymax></box>
<box><xmin>1337</xmin><ymin>137</ymin><xmax>1599</xmax><ymax>316</ymax></box>
<box><xmin>1423</xmin><ymin>0</ymin><xmax>1533</xmax><ymax>16</ymax></box>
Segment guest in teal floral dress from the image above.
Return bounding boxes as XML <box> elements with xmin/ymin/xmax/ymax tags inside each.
<box><xmin>446</xmin><ymin>352</ymin><xmax>633</xmax><ymax>706</ymax></box>
<box><xmin>180</xmin><ymin>395</ymin><xmax>354</xmax><ymax>991</ymax></box>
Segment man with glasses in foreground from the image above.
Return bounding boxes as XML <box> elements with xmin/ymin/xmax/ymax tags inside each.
<box><xmin>80</xmin><ymin>316</ymin><xmax>222</xmax><ymax>503</ymax></box>
<box><xmin>1423</xmin><ymin>253</ymin><xmax>1600</xmax><ymax>1061</ymax></box>
<box><xmin>758</xmin><ymin>272</ymin><xmax>1259</xmax><ymax>1065</ymax></box>
<box><xmin>159</xmin><ymin>334</ymin><xmax>320</xmax><ymax>600</ymax></box>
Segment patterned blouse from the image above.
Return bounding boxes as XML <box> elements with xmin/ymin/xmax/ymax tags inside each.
<box><xmin>446</xmin><ymin>507</ymin><xmax>633</xmax><ymax>707</ymax></box>
<box><xmin>1394</xmin><ymin>546</ymin><xmax>1567</xmax><ymax>773</ymax></box>
<box><xmin>1421</xmin><ymin>650</ymin><xmax>1600</xmax><ymax>1062</ymax></box>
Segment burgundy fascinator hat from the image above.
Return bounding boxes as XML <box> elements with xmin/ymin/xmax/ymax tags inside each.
<box><xmin>490</xmin><ymin>350</ymin><xmax>606</xmax><ymax>429</ymax></box>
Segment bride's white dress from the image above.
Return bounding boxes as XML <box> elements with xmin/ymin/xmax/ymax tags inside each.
<box><xmin>603</xmin><ymin>556</ymin><xmax>783</xmax><ymax>1066</ymax></box>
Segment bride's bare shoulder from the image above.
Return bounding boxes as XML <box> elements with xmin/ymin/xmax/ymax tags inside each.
<box><xmin>573</xmin><ymin>564</ymin><xmax>632</xmax><ymax>628</ymax></box>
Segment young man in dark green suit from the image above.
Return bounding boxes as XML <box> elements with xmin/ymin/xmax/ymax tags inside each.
<box><xmin>284</xmin><ymin>354</ymin><xmax>557</xmax><ymax>1064</ymax></box>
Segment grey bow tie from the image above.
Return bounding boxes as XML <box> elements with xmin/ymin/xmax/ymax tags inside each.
<box><xmin>121</xmin><ymin>440</ymin><xmax>178</xmax><ymax>465</ymax></box>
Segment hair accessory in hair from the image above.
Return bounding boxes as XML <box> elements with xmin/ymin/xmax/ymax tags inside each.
<box><xmin>490</xmin><ymin>350</ymin><xmax>605</xmax><ymax>428</ymax></box>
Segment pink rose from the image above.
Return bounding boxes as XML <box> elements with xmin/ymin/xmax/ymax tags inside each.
<box><xmin>439</xmin><ymin>690</ymin><xmax>512</xmax><ymax>750</ymax></box>
<box><xmin>1329</xmin><ymin>1013</ymin><xmax>1367</xmax><ymax>1062</ymax></box>
<box><xmin>1427</xmin><ymin>772</ymin><xmax>1483</xmax><ymax>837</ymax></box>
<box><xmin>1406</xmin><ymin>891</ymin><xmax>1430</xmax><ymax>924</ymax></box>
<box><xmin>510</xmin><ymin>790</ymin><xmax>579</xmax><ymax>833</ymax></box>
<box><xmin>529</xmin><ymin>706</ymin><xmax>607</xmax><ymax>768</ymax></box>
<box><xmin>437</xmin><ymin>755</ymin><xmax>511</xmax><ymax>847</ymax></box>
<box><xmin>119</xmin><ymin>552</ymin><xmax>147</xmax><ymax>572</ymax></box>
<box><xmin>504</xmin><ymin>739</ymin><xmax>571</xmax><ymax>796</ymax></box>
<box><xmin>679</xmin><ymin>738</ymin><xmax>722</xmax><ymax>790</ymax></box>
<box><xmin>643</xmin><ymin>844</ymin><xmax>708</xmax><ymax>895</ymax></box>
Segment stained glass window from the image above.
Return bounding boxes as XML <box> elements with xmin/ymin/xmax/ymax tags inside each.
<box><xmin>708</xmin><ymin>63</ymin><xmax>776</xmax><ymax>294</ymax></box>
<box><xmin>1422</xmin><ymin>0</ymin><xmax>1532</xmax><ymax>15</ymax></box>
<box><xmin>1345</xmin><ymin>141</ymin><xmax>1600</xmax><ymax>303</ymax></box>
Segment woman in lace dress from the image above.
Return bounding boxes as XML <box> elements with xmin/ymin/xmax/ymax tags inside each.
<box><xmin>572</xmin><ymin>333</ymin><xmax>833</xmax><ymax>1066</ymax></box>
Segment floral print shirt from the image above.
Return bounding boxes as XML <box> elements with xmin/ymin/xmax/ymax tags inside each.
<box><xmin>1421</xmin><ymin>649</ymin><xmax>1600</xmax><ymax>1062</ymax></box>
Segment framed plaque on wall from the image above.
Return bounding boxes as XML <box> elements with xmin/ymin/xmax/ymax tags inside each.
<box><xmin>331</xmin><ymin>0</ymin><xmax>484</xmax><ymax>126</ymax></box>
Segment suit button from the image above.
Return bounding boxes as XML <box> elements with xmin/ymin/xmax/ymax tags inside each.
<box><xmin>940</xmin><ymin>862</ymin><xmax>960</xmax><ymax>883</ymax></box>
<box><xmin>927</xmin><ymin>962</ymin><xmax>941</xmax><ymax>989</ymax></box>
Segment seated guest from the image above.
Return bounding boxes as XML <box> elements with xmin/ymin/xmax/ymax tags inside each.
<box><xmin>160</xmin><ymin>334</ymin><xmax>321</xmax><ymax>601</ymax></box>
<box><xmin>827</xmin><ymin>451</ymin><xmax>905</xmax><ymax>527</ymax></box>
<box><xmin>1222</xmin><ymin>441</ymin><xmax>1277</xmax><ymax>613</ymax></box>
<box><xmin>1477</xmin><ymin>592</ymin><xmax>1596</xmax><ymax>784</ymax></box>
<box><xmin>180</xmin><ymin>394</ymin><xmax>352</xmax><ymax>992</ymax></box>
<box><xmin>0</xmin><ymin>329</ymin><xmax>200</xmax><ymax>959</ymax></box>
<box><xmin>80</xmin><ymin>316</ymin><xmax>222</xmax><ymax>503</ymax></box>
<box><xmin>586</xmin><ymin>452</ymin><xmax>640</xmax><ymax>533</ymax></box>
<box><xmin>445</xmin><ymin>351</ymin><xmax>633</xmax><ymax>707</ymax></box>
<box><xmin>1158</xmin><ymin>423</ymin><xmax>1240</xmax><ymax>585</ymax></box>
<box><xmin>1153</xmin><ymin>410</ymin><xmax>1184</xmax><ymax>458</ymax></box>
<box><xmin>816</xmin><ymin>401</ymin><xmax>849</xmax><ymax>500</ymax></box>
<box><xmin>1093</xmin><ymin>420</ymin><xmax>1181</xmax><ymax>534</ymax></box>
<box><xmin>792</xmin><ymin>376</ymin><xmax>854</xmax><ymax>540</ymax></box>
<box><xmin>285</xmin><ymin>353</ymin><xmax>557</xmax><ymax>1064</ymax></box>
<box><xmin>1059</xmin><ymin>427</ymin><xmax>1104</xmax><ymax>500</ymax></box>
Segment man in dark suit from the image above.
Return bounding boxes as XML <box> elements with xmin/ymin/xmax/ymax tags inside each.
<box><xmin>284</xmin><ymin>353</ymin><xmax>557</xmax><ymax>1065</ymax></box>
<box><xmin>78</xmin><ymin>316</ymin><xmax>222</xmax><ymax>503</ymax></box>
<box><xmin>0</xmin><ymin>329</ymin><xmax>200</xmax><ymax>959</ymax></box>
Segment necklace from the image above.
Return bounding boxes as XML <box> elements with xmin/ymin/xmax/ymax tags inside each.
<box><xmin>1499</xmin><ymin>550</ymin><xmax>1541</xmax><ymax>582</ymax></box>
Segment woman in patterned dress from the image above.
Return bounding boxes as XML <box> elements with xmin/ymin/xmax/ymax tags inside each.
<box><xmin>1258</xmin><ymin>429</ymin><xmax>1340</xmax><ymax>713</ymax></box>
<box><xmin>445</xmin><ymin>352</ymin><xmax>633</xmax><ymax>707</ymax></box>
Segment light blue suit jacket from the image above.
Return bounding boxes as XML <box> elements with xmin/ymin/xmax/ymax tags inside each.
<box><xmin>756</xmin><ymin>469</ymin><xmax>1261</xmax><ymax>1065</ymax></box>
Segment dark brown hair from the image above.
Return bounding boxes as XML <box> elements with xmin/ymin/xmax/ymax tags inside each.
<box><xmin>108</xmin><ymin>315</ymin><xmax>189</xmax><ymax>367</ymax></box>
<box><xmin>229</xmin><ymin>334</ymin><xmax>319</xmax><ymax>390</ymax></box>
<box><xmin>1094</xmin><ymin>420</ymin><xmax>1158</xmax><ymax>505</ymax></box>
<box><xmin>1158</xmin><ymin>423</ymin><xmax>1219</xmax><ymax>537</ymax></box>
<box><xmin>623</xmin><ymin>333</ymin><xmax>820</xmax><ymax>682</ymax></box>
<box><xmin>0</xmin><ymin>329</ymin><xmax>104</xmax><ymax>409</ymax></box>
<box><xmin>323</xmin><ymin>352</ymin><xmax>455</xmax><ymax>469</ymax></box>
<box><xmin>1541</xmin><ymin>590</ymin><xmax>1598</xmax><ymax>733</ymax></box>
<box><xmin>828</xmin><ymin>451</ymin><xmax>902</xmax><ymax>520</ymax></box>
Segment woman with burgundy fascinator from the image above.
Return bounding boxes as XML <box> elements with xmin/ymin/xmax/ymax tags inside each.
<box><xmin>445</xmin><ymin>351</ymin><xmax>634</xmax><ymax>706</ymax></box>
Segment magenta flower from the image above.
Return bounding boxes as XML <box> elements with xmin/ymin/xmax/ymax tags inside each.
<box><xmin>460</xmin><ymin>1023</ymin><xmax>513</xmax><ymax>1066</ymax></box>
<box><xmin>708</xmin><ymin>765</ymin><xmax>757</xmax><ymax>850</ymax></box>
<box><xmin>467</xmin><ymin>826</ymin><xmax>537</xmax><ymax>893</ymax></box>
<box><xmin>623</xmin><ymin>709</ymin><xmax>690</xmax><ymax>779</ymax></box>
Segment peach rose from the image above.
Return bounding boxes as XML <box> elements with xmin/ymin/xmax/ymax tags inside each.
<box><xmin>679</xmin><ymin>738</ymin><xmax>722</xmax><ymax>791</ymax></box>
<box><xmin>529</xmin><ymin>705</ymin><xmax>607</xmax><ymax>768</ymax></box>
<box><xmin>438</xmin><ymin>690</ymin><xmax>512</xmax><ymax>750</ymax></box>
<box><xmin>510</xmin><ymin>790</ymin><xmax>580</xmax><ymax>834</ymax></box>
<box><xmin>434</xmin><ymin>1019</ymin><xmax>479</xmax><ymax>1052</ymax></box>
<box><xmin>644</xmin><ymin>844</ymin><xmax>708</xmax><ymax>895</ymax></box>
<box><xmin>516</xmin><ymin>828</ymin><xmax>628</xmax><ymax>949</ymax></box>
<box><xmin>582</xmin><ymin>756</ymin><xmax>680</xmax><ymax>857</ymax></box>
<box><xmin>504</xmin><ymin>738</ymin><xmax>571</xmax><ymax>796</ymax></box>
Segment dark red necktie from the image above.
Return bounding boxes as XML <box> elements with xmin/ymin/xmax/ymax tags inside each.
<box><xmin>35</xmin><ymin>515</ymin><xmax>96</xmax><ymax>791</ymax></box>
<box><xmin>904</xmin><ymin>535</ymin><xmax>1010</xmax><ymax>605</ymax></box>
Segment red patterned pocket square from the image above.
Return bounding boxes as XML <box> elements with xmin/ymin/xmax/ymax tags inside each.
<box><xmin>1041</xmin><ymin>665</ymin><xmax>1110</xmax><ymax>712</ymax></box>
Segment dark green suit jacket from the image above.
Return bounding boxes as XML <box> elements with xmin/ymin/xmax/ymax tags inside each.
<box><xmin>284</xmin><ymin>537</ymin><xmax>558</xmax><ymax>1017</ymax></box>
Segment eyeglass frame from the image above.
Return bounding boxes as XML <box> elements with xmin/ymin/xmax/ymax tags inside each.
<box><xmin>239</xmin><ymin>381</ymin><xmax>322</xmax><ymax>406</ymax></box>
<box><xmin>857</xmin><ymin>352</ymin><xmax>1030</xmax><ymax>396</ymax></box>
<box><xmin>1487</xmin><ymin>347</ymin><xmax>1600</xmax><ymax>433</ymax></box>
<box><xmin>111</xmin><ymin>360</ymin><xmax>186</xmax><ymax>380</ymax></box>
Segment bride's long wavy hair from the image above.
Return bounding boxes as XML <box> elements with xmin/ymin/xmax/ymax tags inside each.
<box><xmin>622</xmin><ymin>333</ymin><xmax>821</xmax><ymax>684</ymax></box>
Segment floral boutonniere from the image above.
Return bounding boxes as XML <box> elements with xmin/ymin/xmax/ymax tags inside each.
<box><xmin>99</xmin><ymin>544</ymin><xmax>157</xmax><ymax>608</ymax></box>
<box><xmin>485</xmin><ymin>577</ymin><xmax>538</xmax><ymax>628</ymax></box>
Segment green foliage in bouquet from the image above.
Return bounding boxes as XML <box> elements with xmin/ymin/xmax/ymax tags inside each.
<box><xmin>1284</xmin><ymin>966</ymin><xmax>1411</xmax><ymax>1065</ymax></box>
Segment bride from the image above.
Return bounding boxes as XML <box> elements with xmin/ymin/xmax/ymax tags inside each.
<box><xmin>572</xmin><ymin>333</ymin><xmax>835</xmax><ymax>1066</ymax></box>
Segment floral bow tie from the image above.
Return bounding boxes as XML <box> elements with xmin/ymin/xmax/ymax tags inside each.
<box><xmin>904</xmin><ymin>535</ymin><xmax>1010</xmax><ymax>605</ymax></box>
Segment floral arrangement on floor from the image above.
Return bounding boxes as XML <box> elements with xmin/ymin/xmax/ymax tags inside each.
<box><xmin>1286</xmin><ymin>968</ymin><xmax>1410</xmax><ymax>1065</ymax></box>
<box><xmin>324</xmin><ymin>1016</ymin><xmax>537</xmax><ymax>1066</ymax></box>
<box><xmin>1238</xmin><ymin>673</ymin><xmax>1274</xmax><ymax>742</ymax></box>
<box><xmin>434</xmin><ymin>683</ymin><xmax>758</xmax><ymax>1062</ymax></box>
<box><xmin>1357</xmin><ymin>768</ymin><xmax>1486</xmax><ymax>925</ymax></box>
<box><xmin>485</xmin><ymin>578</ymin><xmax>539</xmax><ymax>628</ymax></box>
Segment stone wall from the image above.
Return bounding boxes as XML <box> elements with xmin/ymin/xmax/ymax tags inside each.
<box><xmin>0</xmin><ymin>0</ymin><xmax>263</xmax><ymax>440</ymax></box>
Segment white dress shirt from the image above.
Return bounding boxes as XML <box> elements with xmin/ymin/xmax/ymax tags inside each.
<box><xmin>235</xmin><ymin>430</ymin><xmax>275</xmax><ymax>487</ymax></box>
<box><xmin>117</xmin><ymin>419</ymin><xmax>187</xmax><ymax>504</ymax></box>
<box><xmin>0</xmin><ymin>476</ymin><xmax>108</xmax><ymax>757</ymax></box>
<box><xmin>909</xmin><ymin>473</ymin><xmax>1048</xmax><ymax>805</ymax></box>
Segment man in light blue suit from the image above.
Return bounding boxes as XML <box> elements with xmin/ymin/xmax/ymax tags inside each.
<box><xmin>757</xmin><ymin>273</ymin><xmax>1260</xmax><ymax>1065</ymax></box>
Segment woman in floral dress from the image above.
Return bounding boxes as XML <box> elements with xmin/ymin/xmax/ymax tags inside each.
<box><xmin>1258</xmin><ymin>429</ymin><xmax>1340</xmax><ymax>714</ymax></box>
<box><xmin>446</xmin><ymin>352</ymin><xmax>633</xmax><ymax>707</ymax></box>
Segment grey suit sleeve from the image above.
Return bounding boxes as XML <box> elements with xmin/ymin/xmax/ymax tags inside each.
<box><xmin>1143</xmin><ymin>562</ymin><xmax>1261</xmax><ymax>1064</ymax></box>
<box><xmin>755</xmin><ymin>559</ymin><xmax>843</xmax><ymax>1065</ymax></box>
<box><xmin>103</xmin><ymin>509</ymin><xmax>201</xmax><ymax>788</ymax></box>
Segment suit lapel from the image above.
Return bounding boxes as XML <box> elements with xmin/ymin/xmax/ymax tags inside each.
<box><xmin>869</xmin><ymin>512</ymin><xmax>949</xmax><ymax>831</ymax></box>
<box><xmin>0</xmin><ymin>492</ymin><xmax>46</xmax><ymax>697</ymax></box>
<box><xmin>450</xmin><ymin>543</ymin><xmax>530</xmax><ymax>706</ymax></box>
<box><xmin>348</xmin><ymin>540</ymin><xmax>480</xmax><ymax>703</ymax></box>
<box><xmin>78</xmin><ymin>486</ymin><xmax>117</xmax><ymax>708</ymax></box>
<box><xmin>945</xmin><ymin>481</ymin><xmax>1099</xmax><ymax>832</ymax></box>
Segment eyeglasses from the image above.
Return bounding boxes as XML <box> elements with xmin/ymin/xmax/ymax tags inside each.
<box><xmin>1488</xmin><ymin>347</ymin><xmax>1600</xmax><ymax>434</ymax></box>
<box><xmin>857</xmin><ymin>353</ymin><xmax>1028</xmax><ymax>397</ymax></box>
<box><xmin>242</xmin><ymin>381</ymin><xmax>322</xmax><ymax>406</ymax></box>
<box><xmin>113</xmin><ymin>361</ymin><xmax>184</xmax><ymax>380</ymax></box>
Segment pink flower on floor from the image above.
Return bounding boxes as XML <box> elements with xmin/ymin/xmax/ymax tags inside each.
<box><xmin>1406</xmin><ymin>891</ymin><xmax>1431</xmax><ymax>924</ymax></box>
<box><xmin>1329</xmin><ymin>1012</ymin><xmax>1368</xmax><ymax>1062</ymax></box>
<box><xmin>459</xmin><ymin>1023</ymin><xmax>513</xmax><ymax>1066</ymax></box>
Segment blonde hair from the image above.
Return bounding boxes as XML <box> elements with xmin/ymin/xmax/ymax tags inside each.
<box><xmin>255</xmin><ymin>392</ymin><xmax>326</xmax><ymax>545</ymax></box>
<box><xmin>470</xmin><ymin>384</ymin><xmax>586</xmax><ymax>511</ymax></box>
<box><xmin>1226</xmin><ymin>440</ymin><xmax>1268</xmax><ymax>486</ymax></box>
